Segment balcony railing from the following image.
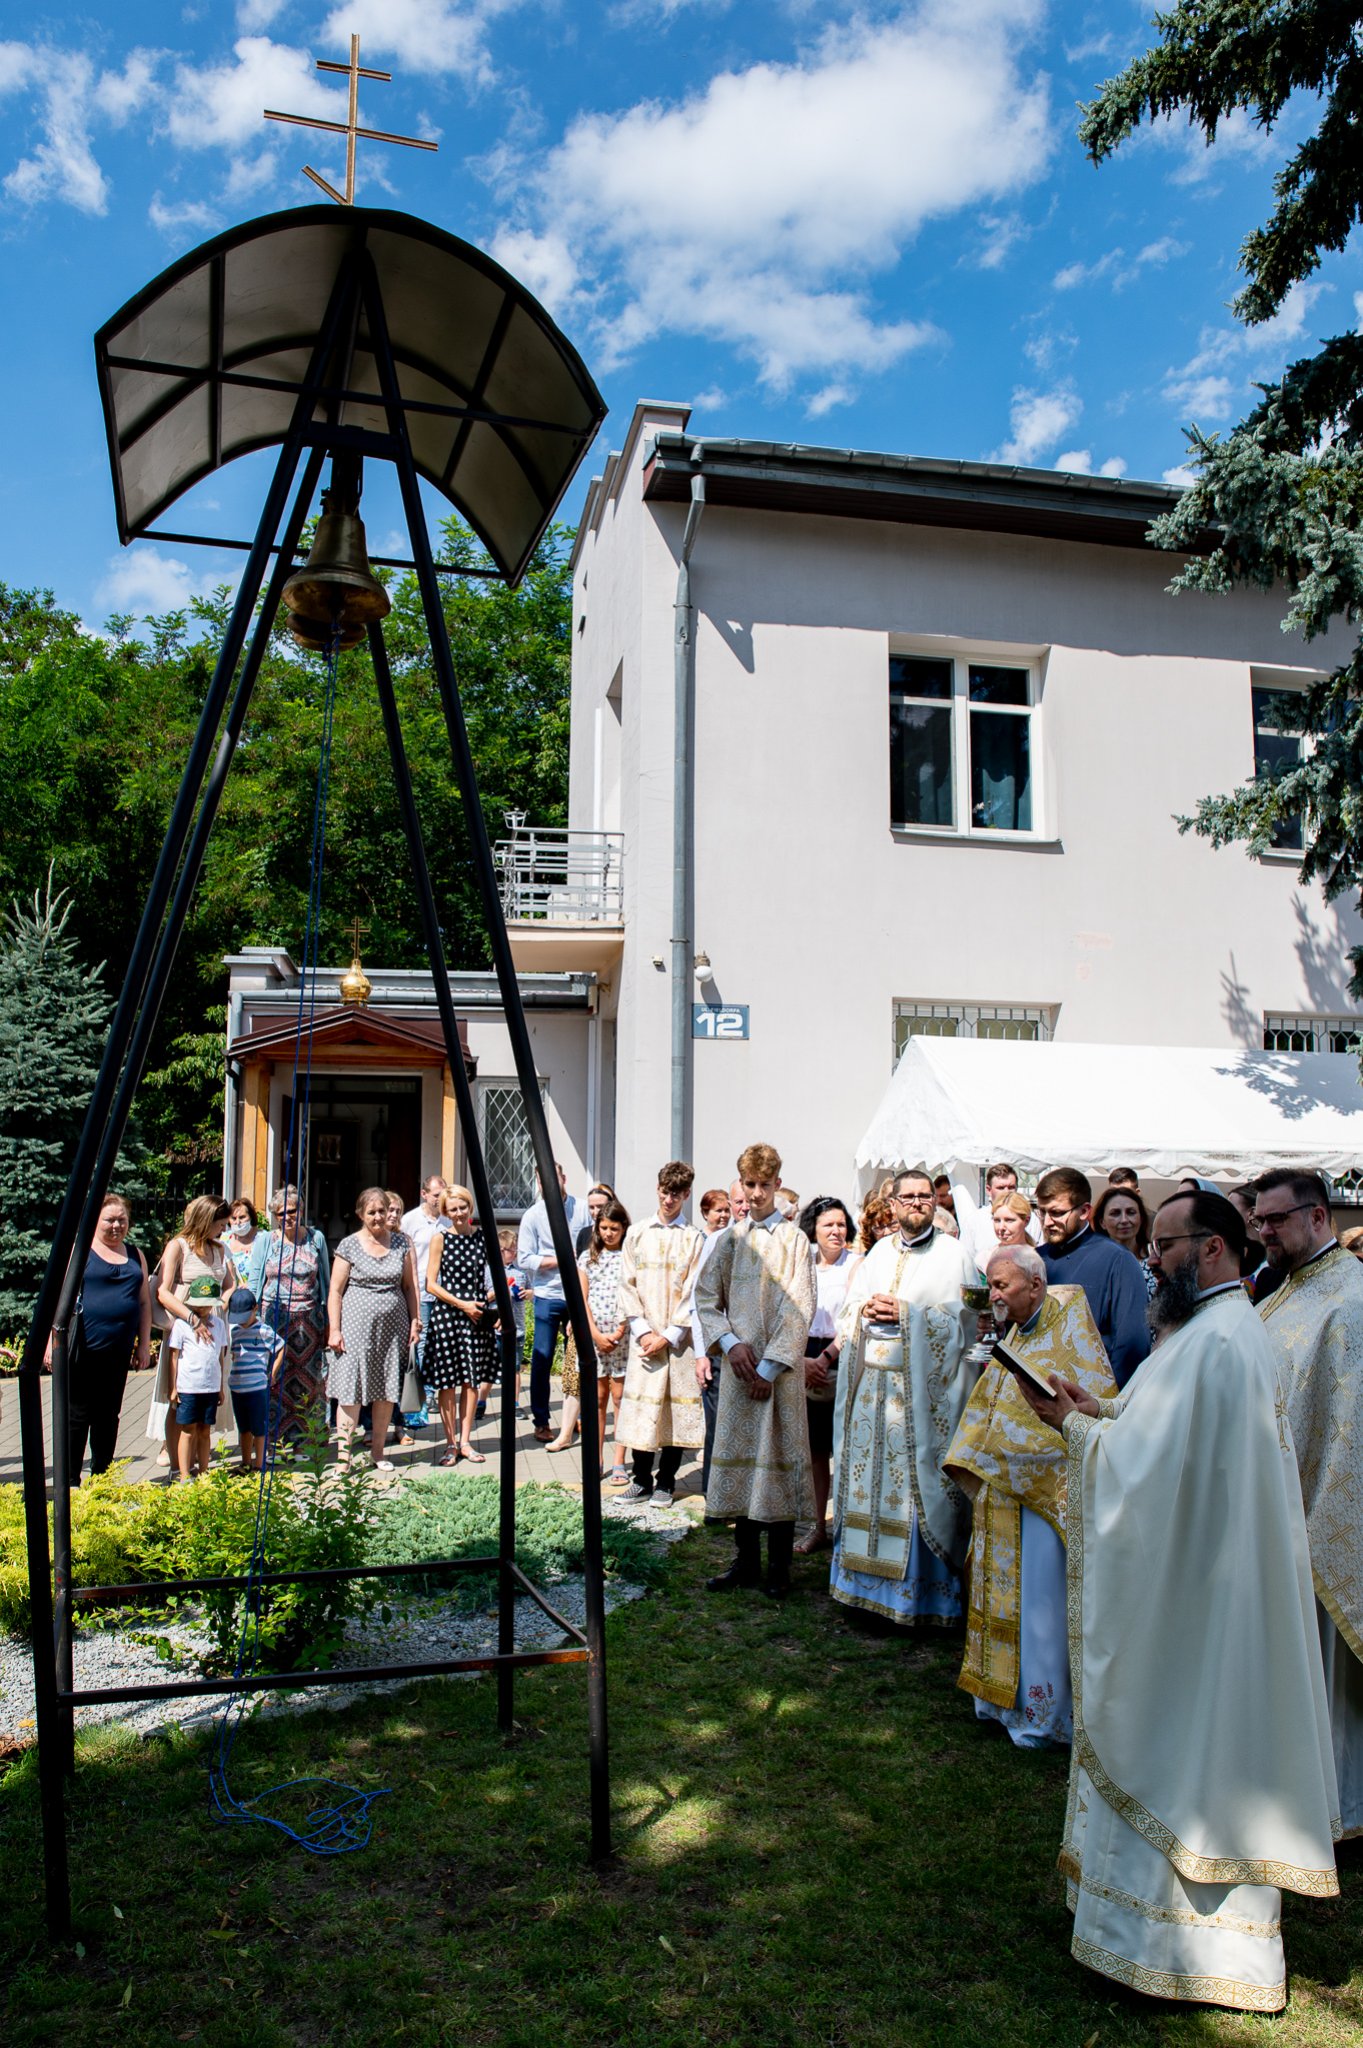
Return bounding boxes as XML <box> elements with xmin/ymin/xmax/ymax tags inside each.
<box><xmin>494</xmin><ymin>827</ymin><xmax>624</xmax><ymax>924</ymax></box>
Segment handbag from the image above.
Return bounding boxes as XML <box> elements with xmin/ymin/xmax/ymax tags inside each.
<box><xmin>145</xmin><ymin>1337</ymin><xmax>174</xmax><ymax>1440</ymax></box>
<box><xmin>147</xmin><ymin>1256</ymin><xmax>174</xmax><ymax>1332</ymax></box>
<box><xmin>400</xmin><ymin>1344</ymin><xmax>424</xmax><ymax>1415</ymax></box>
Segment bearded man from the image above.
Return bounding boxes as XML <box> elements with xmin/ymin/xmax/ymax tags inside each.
<box><xmin>830</xmin><ymin>1168</ymin><xmax>977</xmax><ymax>1625</ymax></box>
<box><xmin>1018</xmin><ymin>1189</ymin><xmax>1338</xmax><ymax>2013</ymax></box>
<box><xmin>1255</xmin><ymin>1168</ymin><xmax>1363</xmax><ymax>1839</ymax></box>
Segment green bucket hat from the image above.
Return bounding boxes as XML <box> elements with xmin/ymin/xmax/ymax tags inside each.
<box><xmin>185</xmin><ymin>1275</ymin><xmax>223</xmax><ymax>1309</ymax></box>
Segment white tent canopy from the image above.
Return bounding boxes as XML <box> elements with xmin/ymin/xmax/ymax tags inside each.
<box><xmin>855</xmin><ymin>1037</ymin><xmax>1363</xmax><ymax>1185</ymax></box>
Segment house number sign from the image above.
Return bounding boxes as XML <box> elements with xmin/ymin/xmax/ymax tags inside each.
<box><xmin>692</xmin><ymin>1004</ymin><xmax>750</xmax><ymax>1040</ymax></box>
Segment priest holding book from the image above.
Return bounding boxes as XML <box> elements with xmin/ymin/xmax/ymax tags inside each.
<box><xmin>1018</xmin><ymin>1189</ymin><xmax>1339</xmax><ymax>2013</ymax></box>
<box><xmin>944</xmin><ymin>1246</ymin><xmax>1116</xmax><ymax>1747</ymax></box>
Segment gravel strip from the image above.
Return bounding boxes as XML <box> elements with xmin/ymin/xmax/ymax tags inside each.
<box><xmin>0</xmin><ymin>1496</ymin><xmax>695</xmax><ymax>1744</ymax></box>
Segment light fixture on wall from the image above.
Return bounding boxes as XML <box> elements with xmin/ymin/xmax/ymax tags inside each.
<box><xmin>693</xmin><ymin>951</ymin><xmax>711</xmax><ymax>980</ymax></box>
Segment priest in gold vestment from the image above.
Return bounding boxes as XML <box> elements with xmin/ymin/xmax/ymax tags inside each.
<box><xmin>944</xmin><ymin>1249</ymin><xmax>1116</xmax><ymax>1747</ymax></box>
<box><xmin>1020</xmin><ymin>1190</ymin><xmax>1339</xmax><ymax>2012</ymax></box>
<box><xmin>1255</xmin><ymin>1168</ymin><xmax>1363</xmax><ymax>1839</ymax></box>
<box><xmin>695</xmin><ymin>1142</ymin><xmax>816</xmax><ymax>1598</ymax></box>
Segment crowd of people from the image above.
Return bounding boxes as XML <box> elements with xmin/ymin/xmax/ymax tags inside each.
<box><xmin>58</xmin><ymin>1141</ymin><xmax>1362</xmax><ymax>2015</ymax></box>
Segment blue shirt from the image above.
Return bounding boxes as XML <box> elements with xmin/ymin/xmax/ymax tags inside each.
<box><xmin>1039</xmin><ymin>1225</ymin><xmax>1151</xmax><ymax>1387</ymax></box>
<box><xmin>517</xmin><ymin>1195</ymin><xmax>588</xmax><ymax>1304</ymax></box>
<box><xmin>229</xmin><ymin>1321</ymin><xmax>283</xmax><ymax>1393</ymax></box>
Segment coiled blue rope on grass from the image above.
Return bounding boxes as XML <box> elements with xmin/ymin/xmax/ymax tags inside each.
<box><xmin>207</xmin><ymin>625</ymin><xmax>392</xmax><ymax>1854</ymax></box>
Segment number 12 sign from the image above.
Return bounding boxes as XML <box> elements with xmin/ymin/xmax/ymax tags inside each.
<box><xmin>692</xmin><ymin>1003</ymin><xmax>750</xmax><ymax>1040</ymax></box>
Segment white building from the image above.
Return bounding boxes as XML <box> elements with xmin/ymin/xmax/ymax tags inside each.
<box><xmin>501</xmin><ymin>400</ymin><xmax>1363</xmax><ymax>1208</ymax></box>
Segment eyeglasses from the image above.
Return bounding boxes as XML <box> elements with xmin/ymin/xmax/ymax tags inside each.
<box><xmin>1251</xmin><ymin>1203</ymin><xmax>1317</xmax><ymax>1231</ymax></box>
<box><xmin>1036</xmin><ymin>1205</ymin><xmax>1078</xmax><ymax>1223</ymax></box>
<box><xmin>1149</xmin><ymin>1231</ymin><xmax>1210</xmax><ymax>1257</ymax></box>
<box><xmin>893</xmin><ymin>1191</ymin><xmax>934</xmax><ymax>1205</ymax></box>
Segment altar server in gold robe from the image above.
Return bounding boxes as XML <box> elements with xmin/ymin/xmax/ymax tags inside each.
<box><xmin>1020</xmin><ymin>1190</ymin><xmax>1339</xmax><ymax>2013</ymax></box>
<box><xmin>695</xmin><ymin>1142</ymin><xmax>816</xmax><ymax>1599</ymax></box>
<box><xmin>944</xmin><ymin>1248</ymin><xmax>1116</xmax><ymax>1746</ymax></box>
<box><xmin>615</xmin><ymin>1160</ymin><xmax>705</xmax><ymax>1506</ymax></box>
<box><xmin>829</xmin><ymin>1168</ymin><xmax>977</xmax><ymax>1624</ymax></box>
<box><xmin>1255</xmin><ymin>1167</ymin><xmax>1363</xmax><ymax>1839</ymax></box>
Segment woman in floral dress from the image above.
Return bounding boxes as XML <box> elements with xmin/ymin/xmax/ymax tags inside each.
<box><xmin>259</xmin><ymin>1184</ymin><xmax>332</xmax><ymax>1446</ymax></box>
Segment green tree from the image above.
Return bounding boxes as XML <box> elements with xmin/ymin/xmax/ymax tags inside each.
<box><xmin>0</xmin><ymin>516</ymin><xmax>573</xmax><ymax>1174</ymax></box>
<box><xmin>0</xmin><ymin>877</ymin><xmax>118</xmax><ymax>1326</ymax></box>
<box><xmin>1082</xmin><ymin>4</ymin><xmax>1363</xmax><ymax>987</ymax></box>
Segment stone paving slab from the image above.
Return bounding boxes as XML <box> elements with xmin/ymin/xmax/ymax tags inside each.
<box><xmin>0</xmin><ymin>1368</ymin><xmax>704</xmax><ymax>1499</ymax></box>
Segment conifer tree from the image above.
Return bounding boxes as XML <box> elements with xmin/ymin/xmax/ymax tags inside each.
<box><xmin>0</xmin><ymin>875</ymin><xmax>112</xmax><ymax>1328</ymax></box>
<box><xmin>1082</xmin><ymin>4</ymin><xmax>1363</xmax><ymax>987</ymax></box>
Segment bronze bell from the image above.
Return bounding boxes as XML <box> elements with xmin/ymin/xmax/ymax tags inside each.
<box><xmin>282</xmin><ymin>464</ymin><xmax>390</xmax><ymax>651</ymax></box>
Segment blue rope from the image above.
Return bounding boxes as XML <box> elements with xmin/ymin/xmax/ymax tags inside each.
<box><xmin>208</xmin><ymin>625</ymin><xmax>391</xmax><ymax>1853</ymax></box>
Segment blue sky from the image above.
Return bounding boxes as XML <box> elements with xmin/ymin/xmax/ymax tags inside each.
<box><xmin>0</xmin><ymin>0</ymin><xmax>1358</xmax><ymax>625</ymax></box>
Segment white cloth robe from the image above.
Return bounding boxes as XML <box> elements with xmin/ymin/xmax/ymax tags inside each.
<box><xmin>1060</xmin><ymin>1290</ymin><xmax>1339</xmax><ymax>2013</ymax></box>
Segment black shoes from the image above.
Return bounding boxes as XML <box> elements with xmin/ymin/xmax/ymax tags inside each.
<box><xmin>705</xmin><ymin>1560</ymin><xmax>761</xmax><ymax>1592</ymax></box>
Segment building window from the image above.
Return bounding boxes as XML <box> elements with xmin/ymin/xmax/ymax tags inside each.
<box><xmin>476</xmin><ymin>1081</ymin><xmax>543</xmax><ymax>1216</ymax></box>
<box><xmin>1251</xmin><ymin>686</ymin><xmax>1305</xmax><ymax>851</ymax></box>
<box><xmin>890</xmin><ymin>654</ymin><xmax>1037</xmax><ymax>835</ymax></box>
<box><xmin>893</xmin><ymin>1002</ymin><xmax>1053</xmax><ymax>1066</ymax></box>
<box><xmin>1263</xmin><ymin>1013</ymin><xmax>1362</xmax><ymax>1055</ymax></box>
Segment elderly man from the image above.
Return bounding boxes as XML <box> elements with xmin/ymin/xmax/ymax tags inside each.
<box><xmin>727</xmin><ymin>1178</ymin><xmax>750</xmax><ymax>1223</ymax></box>
<box><xmin>831</xmin><ymin>1168</ymin><xmax>977</xmax><ymax>1625</ymax></box>
<box><xmin>944</xmin><ymin>1246</ymin><xmax>1115</xmax><ymax>1747</ymax></box>
<box><xmin>1256</xmin><ymin>1168</ymin><xmax>1363</xmax><ymax>1839</ymax></box>
<box><xmin>1019</xmin><ymin>1189</ymin><xmax>1338</xmax><ymax>2012</ymax></box>
<box><xmin>1035</xmin><ymin>1165</ymin><xmax>1150</xmax><ymax>1386</ymax></box>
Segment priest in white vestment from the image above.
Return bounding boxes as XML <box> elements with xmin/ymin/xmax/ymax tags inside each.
<box><xmin>1254</xmin><ymin>1168</ymin><xmax>1363</xmax><ymax>1839</ymax></box>
<box><xmin>831</xmin><ymin>1169</ymin><xmax>977</xmax><ymax>1624</ymax></box>
<box><xmin>1020</xmin><ymin>1189</ymin><xmax>1339</xmax><ymax>2012</ymax></box>
<box><xmin>943</xmin><ymin>1249</ymin><xmax>1116</xmax><ymax>1747</ymax></box>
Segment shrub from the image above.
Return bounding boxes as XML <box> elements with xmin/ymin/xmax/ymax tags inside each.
<box><xmin>365</xmin><ymin>1474</ymin><xmax>666</xmax><ymax>1602</ymax></box>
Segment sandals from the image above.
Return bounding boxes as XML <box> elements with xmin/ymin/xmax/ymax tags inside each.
<box><xmin>438</xmin><ymin>1449</ymin><xmax>459</xmax><ymax>1467</ymax></box>
<box><xmin>459</xmin><ymin>1445</ymin><xmax>486</xmax><ymax>1464</ymax></box>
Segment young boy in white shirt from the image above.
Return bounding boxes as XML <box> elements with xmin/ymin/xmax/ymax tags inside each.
<box><xmin>168</xmin><ymin>1274</ymin><xmax>229</xmax><ymax>1481</ymax></box>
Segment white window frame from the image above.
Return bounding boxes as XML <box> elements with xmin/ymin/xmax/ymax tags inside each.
<box><xmin>889</xmin><ymin>645</ymin><xmax>1045</xmax><ymax>840</ymax></box>
<box><xmin>893</xmin><ymin>1001</ymin><xmax>1054</xmax><ymax>1067</ymax></box>
<box><xmin>474</xmin><ymin>1077</ymin><xmax>548</xmax><ymax>1219</ymax></box>
<box><xmin>1249</xmin><ymin>665</ymin><xmax>1327</xmax><ymax>860</ymax></box>
<box><xmin>1263</xmin><ymin>1012</ymin><xmax>1363</xmax><ymax>1056</ymax></box>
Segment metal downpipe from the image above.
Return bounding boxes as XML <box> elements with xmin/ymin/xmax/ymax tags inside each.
<box><xmin>670</xmin><ymin>453</ymin><xmax>705</xmax><ymax>1160</ymax></box>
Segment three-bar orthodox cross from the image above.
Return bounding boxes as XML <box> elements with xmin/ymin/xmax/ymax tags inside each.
<box><xmin>264</xmin><ymin>34</ymin><xmax>437</xmax><ymax>204</ymax></box>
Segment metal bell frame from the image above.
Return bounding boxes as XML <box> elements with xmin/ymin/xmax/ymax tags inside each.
<box><xmin>17</xmin><ymin>217</ymin><xmax>611</xmax><ymax>1939</ymax></box>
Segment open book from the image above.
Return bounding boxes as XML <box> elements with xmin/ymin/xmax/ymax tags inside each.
<box><xmin>992</xmin><ymin>1335</ymin><xmax>1059</xmax><ymax>1402</ymax></box>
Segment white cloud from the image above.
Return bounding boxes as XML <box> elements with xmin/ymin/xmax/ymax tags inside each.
<box><xmin>491</xmin><ymin>225</ymin><xmax>579</xmax><ymax>315</ymax></box>
<box><xmin>993</xmin><ymin>385</ymin><xmax>1082</xmax><ymax>465</ymax></box>
<box><xmin>493</xmin><ymin>0</ymin><xmax>1052</xmax><ymax>393</ymax></box>
<box><xmin>691</xmin><ymin>385</ymin><xmax>729</xmax><ymax>411</ymax></box>
<box><xmin>1053</xmin><ymin>236</ymin><xmax>1188</xmax><ymax>293</ymax></box>
<box><xmin>237</xmin><ymin>0</ymin><xmax>291</xmax><ymax>26</ymax></box>
<box><xmin>92</xmin><ymin>50</ymin><xmax>160</xmax><ymax>124</ymax></box>
<box><xmin>1052</xmin><ymin>448</ymin><xmax>1127</xmax><ymax>477</ymax></box>
<box><xmin>1353</xmin><ymin>290</ymin><xmax>1363</xmax><ymax>333</ymax></box>
<box><xmin>1023</xmin><ymin>324</ymin><xmax>1077</xmax><ymax>374</ymax></box>
<box><xmin>1163</xmin><ymin>464</ymin><xmax>1197</xmax><ymax>487</ymax></box>
<box><xmin>1163</xmin><ymin>280</ymin><xmax>1324</xmax><ymax>422</ymax></box>
<box><xmin>1163</xmin><ymin>105</ymin><xmax>1280</xmax><ymax>188</ymax></box>
<box><xmin>320</xmin><ymin>0</ymin><xmax>523</xmax><ymax>83</ymax></box>
<box><xmin>3</xmin><ymin>50</ymin><xmax>109</xmax><ymax>214</ymax></box>
<box><xmin>97</xmin><ymin>549</ymin><xmax>230</xmax><ymax>617</ymax></box>
<box><xmin>806</xmin><ymin>381</ymin><xmax>854</xmax><ymax>418</ymax></box>
<box><xmin>149</xmin><ymin>193</ymin><xmax>220</xmax><ymax>236</ymax></box>
<box><xmin>973</xmin><ymin>211</ymin><xmax>1029</xmax><ymax>271</ymax></box>
<box><xmin>167</xmin><ymin>37</ymin><xmax>337</xmax><ymax>150</ymax></box>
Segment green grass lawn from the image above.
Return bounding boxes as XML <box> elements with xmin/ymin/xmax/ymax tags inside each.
<box><xmin>2</xmin><ymin>1519</ymin><xmax>1360</xmax><ymax>2047</ymax></box>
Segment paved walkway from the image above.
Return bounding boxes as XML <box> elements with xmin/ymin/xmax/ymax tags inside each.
<box><xmin>0</xmin><ymin>1369</ymin><xmax>704</xmax><ymax>1499</ymax></box>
